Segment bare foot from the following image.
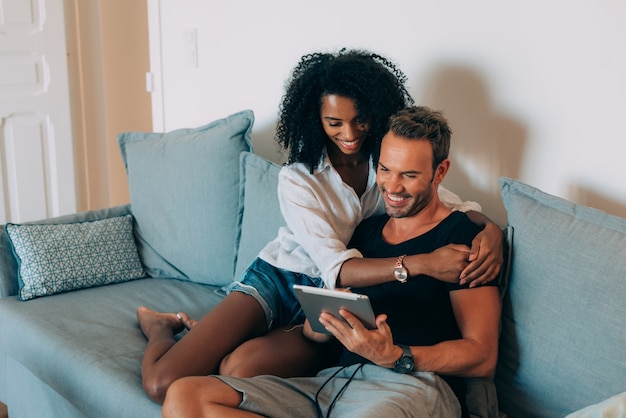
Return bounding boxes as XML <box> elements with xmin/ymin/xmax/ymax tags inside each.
<box><xmin>176</xmin><ymin>311</ymin><xmax>198</xmax><ymax>330</ymax></box>
<box><xmin>137</xmin><ymin>306</ymin><xmax>185</xmax><ymax>339</ymax></box>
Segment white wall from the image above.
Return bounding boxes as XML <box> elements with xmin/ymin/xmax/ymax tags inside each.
<box><xmin>149</xmin><ymin>0</ymin><xmax>626</xmax><ymax>226</ymax></box>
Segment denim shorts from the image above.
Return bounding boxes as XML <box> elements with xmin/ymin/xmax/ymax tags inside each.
<box><xmin>223</xmin><ymin>257</ymin><xmax>323</xmax><ymax>330</ymax></box>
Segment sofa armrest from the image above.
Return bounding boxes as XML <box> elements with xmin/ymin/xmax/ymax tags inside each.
<box><xmin>0</xmin><ymin>204</ymin><xmax>132</xmax><ymax>298</ymax></box>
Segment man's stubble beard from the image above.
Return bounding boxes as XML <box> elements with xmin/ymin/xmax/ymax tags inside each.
<box><xmin>385</xmin><ymin>180</ymin><xmax>435</xmax><ymax>219</ymax></box>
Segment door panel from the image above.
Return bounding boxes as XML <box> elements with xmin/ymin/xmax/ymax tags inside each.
<box><xmin>0</xmin><ymin>0</ymin><xmax>76</xmax><ymax>223</ymax></box>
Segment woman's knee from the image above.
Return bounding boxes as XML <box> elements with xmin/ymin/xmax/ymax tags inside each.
<box><xmin>142</xmin><ymin>372</ymin><xmax>176</xmax><ymax>405</ymax></box>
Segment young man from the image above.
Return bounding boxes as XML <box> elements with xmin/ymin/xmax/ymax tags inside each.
<box><xmin>161</xmin><ymin>106</ymin><xmax>502</xmax><ymax>418</ymax></box>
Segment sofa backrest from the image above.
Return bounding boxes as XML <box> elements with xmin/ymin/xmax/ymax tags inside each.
<box><xmin>496</xmin><ymin>177</ymin><xmax>626</xmax><ymax>418</ymax></box>
<box><xmin>233</xmin><ymin>152</ymin><xmax>285</xmax><ymax>279</ymax></box>
<box><xmin>0</xmin><ymin>111</ymin><xmax>285</xmax><ymax>295</ymax></box>
<box><xmin>117</xmin><ymin>110</ymin><xmax>254</xmax><ymax>286</ymax></box>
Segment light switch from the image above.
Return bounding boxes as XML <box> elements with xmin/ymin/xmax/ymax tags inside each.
<box><xmin>145</xmin><ymin>72</ymin><xmax>154</xmax><ymax>92</ymax></box>
<box><xmin>183</xmin><ymin>28</ymin><xmax>198</xmax><ymax>68</ymax></box>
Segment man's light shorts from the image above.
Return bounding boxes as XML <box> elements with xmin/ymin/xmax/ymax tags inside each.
<box><xmin>216</xmin><ymin>364</ymin><xmax>461</xmax><ymax>418</ymax></box>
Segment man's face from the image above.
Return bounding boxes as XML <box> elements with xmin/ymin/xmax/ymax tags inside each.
<box><xmin>376</xmin><ymin>132</ymin><xmax>440</xmax><ymax>218</ymax></box>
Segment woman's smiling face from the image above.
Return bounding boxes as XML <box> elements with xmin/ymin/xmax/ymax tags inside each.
<box><xmin>320</xmin><ymin>94</ymin><xmax>369</xmax><ymax>155</ymax></box>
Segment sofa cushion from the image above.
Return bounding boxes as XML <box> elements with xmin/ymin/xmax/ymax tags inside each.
<box><xmin>565</xmin><ymin>391</ymin><xmax>626</xmax><ymax>418</ymax></box>
<box><xmin>118</xmin><ymin>110</ymin><xmax>254</xmax><ymax>285</ymax></box>
<box><xmin>0</xmin><ymin>205</ymin><xmax>132</xmax><ymax>298</ymax></box>
<box><xmin>5</xmin><ymin>214</ymin><xmax>146</xmax><ymax>301</ymax></box>
<box><xmin>0</xmin><ymin>278</ymin><xmax>226</xmax><ymax>418</ymax></box>
<box><xmin>496</xmin><ymin>177</ymin><xmax>626</xmax><ymax>418</ymax></box>
<box><xmin>234</xmin><ymin>152</ymin><xmax>285</xmax><ymax>279</ymax></box>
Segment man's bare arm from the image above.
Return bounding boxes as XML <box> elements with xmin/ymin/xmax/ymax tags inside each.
<box><xmin>327</xmin><ymin>286</ymin><xmax>500</xmax><ymax>377</ymax></box>
<box><xmin>317</xmin><ymin>285</ymin><xmax>500</xmax><ymax>378</ymax></box>
<box><xmin>408</xmin><ymin>286</ymin><xmax>501</xmax><ymax>377</ymax></box>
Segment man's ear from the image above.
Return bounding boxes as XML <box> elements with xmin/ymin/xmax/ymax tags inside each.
<box><xmin>434</xmin><ymin>159</ymin><xmax>450</xmax><ymax>184</ymax></box>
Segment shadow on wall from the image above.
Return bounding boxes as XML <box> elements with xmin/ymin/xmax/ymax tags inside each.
<box><xmin>569</xmin><ymin>183</ymin><xmax>626</xmax><ymax>220</ymax></box>
<box><xmin>416</xmin><ymin>65</ymin><xmax>527</xmax><ymax>226</ymax></box>
<box><xmin>252</xmin><ymin>121</ymin><xmax>288</xmax><ymax>165</ymax></box>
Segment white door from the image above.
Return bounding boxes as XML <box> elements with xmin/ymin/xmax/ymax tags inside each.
<box><xmin>0</xmin><ymin>0</ymin><xmax>76</xmax><ymax>224</ymax></box>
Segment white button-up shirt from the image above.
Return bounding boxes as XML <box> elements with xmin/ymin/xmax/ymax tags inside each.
<box><xmin>258</xmin><ymin>153</ymin><xmax>480</xmax><ymax>289</ymax></box>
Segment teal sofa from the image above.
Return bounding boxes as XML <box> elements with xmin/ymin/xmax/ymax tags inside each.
<box><xmin>0</xmin><ymin>110</ymin><xmax>624</xmax><ymax>417</ymax></box>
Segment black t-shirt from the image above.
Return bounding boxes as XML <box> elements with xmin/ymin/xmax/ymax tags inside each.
<box><xmin>337</xmin><ymin>210</ymin><xmax>495</xmax><ymax>414</ymax></box>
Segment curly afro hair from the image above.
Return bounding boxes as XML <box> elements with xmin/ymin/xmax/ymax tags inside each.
<box><xmin>276</xmin><ymin>49</ymin><xmax>414</xmax><ymax>172</ymax></box>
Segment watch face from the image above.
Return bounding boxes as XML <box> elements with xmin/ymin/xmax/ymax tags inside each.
<box><xmin>393</xmin><ymin>356</ymin><xmax>415</xmax><ymax>373</ymax></box>
<box><xmin>394</xmin><ymin>344</ymin><xmax>414</xmax><ymax>373</ymax></box>
<box><xmin>394</xmin><ymin>267</ymin><xmax>408</xmax><ymax>283</ymax></box>
<box><xmin>396</xmin><ymin>357</ymin><xmax>414</xmax><ymax>373</ymax></box>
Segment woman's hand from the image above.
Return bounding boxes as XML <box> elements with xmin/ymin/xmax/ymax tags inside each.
<box><xmin>302</xmin><ymin>319</ymin><xmax>333</xmax><ymax>343</ymax></box>
<box><xmin>460</xmin><ymin>223</ymin><xmax>504</xmax><ymax>287</ymax></box>
<box><xmin>413</xmin><ymin>244</ymin><xmax>471</xmax><ymax>283</ymax></box>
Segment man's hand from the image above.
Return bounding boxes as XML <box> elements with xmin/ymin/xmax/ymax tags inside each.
<box><xmin>460</xmin><ymin>223</ymin><xmax>504</xmax><ymax>287</ymax></box>
<box><xmin>319</xmin><ymin>310</ymin><xmax>400</xmax><ymax>368</ymax></box>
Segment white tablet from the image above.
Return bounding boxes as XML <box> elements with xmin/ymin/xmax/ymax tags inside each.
<box><xmin>293</xmin><ymin>284</ymin><xmax>376</xmax><ymax>334</ymax></box>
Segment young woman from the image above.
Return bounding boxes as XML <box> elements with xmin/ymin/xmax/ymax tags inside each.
<box><xmin>137</xmin><ymin>49</ymin><xmax>504</xmax><ymax>404</ymax></box>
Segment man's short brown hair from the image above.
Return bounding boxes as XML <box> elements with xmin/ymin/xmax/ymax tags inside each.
<box><xmin>388</xmin><ymin>106</ymin><xmax>451</xmax><ymax>170</ymax></box>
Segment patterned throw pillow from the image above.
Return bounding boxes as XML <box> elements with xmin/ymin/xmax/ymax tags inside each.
<box><xmin>5</xmin><ymin>214</ymin><xmax>146</xmax><ymax>301</ymax></box>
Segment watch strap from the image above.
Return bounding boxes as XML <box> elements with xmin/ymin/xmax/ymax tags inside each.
<box><xmin>393</xmin><ymin>344</ymin><xmax>414</xmax><ymax>374</ymax></box>
<box><xmin>395</xmin><ymin>254</ymin><xmax>406</xmax><ymax>269</ymax></box>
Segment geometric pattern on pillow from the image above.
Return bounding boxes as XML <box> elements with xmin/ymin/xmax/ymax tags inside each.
<box><xmin>5</xmin><ymin>214</ymin><xmax>146</xmax><ymax>301</ymax></box>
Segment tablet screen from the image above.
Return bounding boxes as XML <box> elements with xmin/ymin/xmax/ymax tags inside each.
<box><xmin>293</xmin><ymin>285</ymin><xmax>376</xmax><ymax>334</ymax></box>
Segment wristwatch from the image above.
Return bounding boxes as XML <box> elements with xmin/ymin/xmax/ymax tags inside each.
<box><xmin>393</xmin><ymin>344</ymin><xmax>415</xmax><ymax>374</ymax></box>
<box><xmin>393</xmin><ymin>254</ymin><xmax>408</xmax><ymax>283</ymax></box>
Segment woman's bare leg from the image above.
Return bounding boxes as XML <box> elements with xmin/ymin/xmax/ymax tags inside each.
<box><xmin>137</xmin><ymin>292</ymin><xmax>266</xmax><ymax>404</ymax></box>
<box><xmin>162</xmin><ymin>376</ymin><xmax>262</xmax><ymax>418</ymax></box>
<box><xmin>219</xmin><ymin>325</ymin><xmax>340</xmax><ymax>378</ymax></box>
